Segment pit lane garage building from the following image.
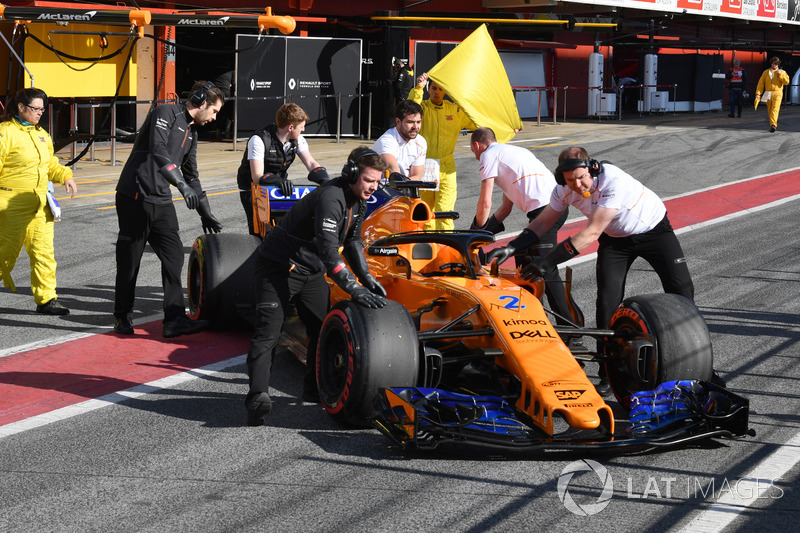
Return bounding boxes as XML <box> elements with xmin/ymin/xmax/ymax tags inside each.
<box><xmin>1</xmin><ymin>0</ymin><xmax>798</xmax><ymax>143</ymax></box>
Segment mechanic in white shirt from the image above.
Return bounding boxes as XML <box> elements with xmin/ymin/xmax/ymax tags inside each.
<box><xmin>469</xmin><ymin>127</ymin><xmax>572</xmax><ymax>324</ymax></box>
<box><xmin>372</xmin><ymin>99</ymin><xmax>427</xmax><ymax>182</ymax></box>
<box><xmin>486</xmin><ymin>146</ymin><xmax>700</xmax><ymax>392</ymax></box>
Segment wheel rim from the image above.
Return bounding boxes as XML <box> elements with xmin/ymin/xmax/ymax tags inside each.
<box><xmin>605</xmin><ymin>314</ymin><xmax>658</xmax><ymax>406</ymax></box>
<box><xmin>187</xmin><ymin>252</ymin><xmax>203</xmax><ymax>316</ymax></box>
<box><xmin>319</xmin><ymin>325</ymin><xmax>349</xmax><ymax>403</ymax></box>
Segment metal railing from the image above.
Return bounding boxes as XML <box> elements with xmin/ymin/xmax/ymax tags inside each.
<box><xmin>511</xmin><ymin>86</ymin><xmax>559</xmax><ymax>126</ymax></box>
<box><xmin>511</xmin><ymin>83</ymin><xmax>680</xmax><ymax>124</ymax></box>
<box><xmin>49</xmin><ymin>92</ymin><xmax>375</xmax><ymax>166</ymax></box>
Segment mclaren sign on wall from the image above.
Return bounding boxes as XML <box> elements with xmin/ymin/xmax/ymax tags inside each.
<box><xmin>235</xmin><ymin>35</ymin><xmax>362</xmax><ymax>138</ymax></box>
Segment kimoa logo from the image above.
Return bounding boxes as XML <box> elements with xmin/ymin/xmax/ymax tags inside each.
<box><xmin>557</xmin><ymin>459</ymin><xmax>613</xmax><ymax>516</ymax></box>
<box><xmin>38</xmin><ymin>11</ymin><xmax>97</xmax><ymax>21</ymax></box>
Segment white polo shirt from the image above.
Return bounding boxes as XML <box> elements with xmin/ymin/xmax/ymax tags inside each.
<box><xmin>246</xmin><ymin>134</ymin><xmax>308</xmax><ymax>161</ymax></box>
<box><xmin>479</xmin><ymin>142</ymin><xmax>556</xmax><ymax>214</ymax></box>
<box><xmin>550</xmin><ymin>163</ymin><xmax>666</xmax><ymax>237</ymax></box>
<box><xmin>372</xmin><ymin>127</ymin><xmax>427</xmax><ymax>176</ymax></box>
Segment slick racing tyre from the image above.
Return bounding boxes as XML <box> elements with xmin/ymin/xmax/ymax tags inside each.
<box><xmin>604</xmin><ymin>293</ymin><xmax>713</xmax><ymax>408</ymax></box>
<box><xmin>187</xmin><ymin>233</ymin><xmax>261</xmax><ymax>329</ymax></box>
<box><xmin>317</xmin><ymin>299</ymin><xmax>419</xmax><ymax>427</ymax></box>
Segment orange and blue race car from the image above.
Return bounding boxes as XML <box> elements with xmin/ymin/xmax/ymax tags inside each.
<box><xmin>187</xmin><ymin>179</ymin><xmax>753</xmax><ymax>453</ymax></box>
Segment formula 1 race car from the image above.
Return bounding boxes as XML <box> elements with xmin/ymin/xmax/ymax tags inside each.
<box><xmin>187</xmin><ymin>179</ymin><xmax>753</xmax><ymax>453</ymax></box>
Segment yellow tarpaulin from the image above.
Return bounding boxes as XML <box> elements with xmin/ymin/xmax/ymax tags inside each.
<box><xmin>428</xmin><ymin>24</ymin><xmax>522</xmax><ymax>143</ymax></box>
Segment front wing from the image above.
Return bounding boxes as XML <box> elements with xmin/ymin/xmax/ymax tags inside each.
<box><xmin>372</xmin><ymin>382</ymin><xmax>754</xmax><ymax>454</ymax></box>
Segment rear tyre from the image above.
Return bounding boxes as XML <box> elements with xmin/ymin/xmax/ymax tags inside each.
<box><xmin>604</xmin><ymin>293</ymin><xmax>713</xmax><ymax>408</ymax></box>
<box><xmin>187</xmin><ymin>233</ymin><xmax>261</xmax><ymax>329</ymax></box>
<box><xmin>317</xmin><ymin>299</ymin><xmax>419</xmax><ymax>426</ymax></box>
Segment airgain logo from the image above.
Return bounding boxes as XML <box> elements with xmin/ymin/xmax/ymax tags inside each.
<box><xmin>557</xmin><ymin>459</ymin><xmax>613</xmax><ymax>516</ymax></box>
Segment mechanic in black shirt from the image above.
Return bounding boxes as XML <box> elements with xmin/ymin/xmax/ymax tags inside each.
<box><xmin>114</xmin><ymin>81</ymin><xmax>224</xmax><ymax>338</ymax></box>
<box><xmin>235</xmin><ymin>103</ymin><xmax>330</xmax><ymax>236</ymax></box>
<box><xmin>245</xmin><ymin>147</ymin><xmax>388</xmax><ymax>426</ymax></box>
<box><xmin>392</xmin><ymin>58</ymin><xmax>414</xmax><ymax>112</ymax></box>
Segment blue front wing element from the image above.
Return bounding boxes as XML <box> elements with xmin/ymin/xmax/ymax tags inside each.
<box><xmin>627</xmin><ymin>380</ymin><xmax>752</xmax><ymax>439</ymax></box>
<box><xmin>373</xmin><ymin>387</ymin><xmax>543</xmax><ymax>451</ymax></box>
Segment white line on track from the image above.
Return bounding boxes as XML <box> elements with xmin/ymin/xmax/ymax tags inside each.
<box><xmin>678</xmin><ymin>431</ymin><xmax>800</xmax><ymax>532</ymax></box>
<box><xmin>0</xmin><ymin>313</ymin><xmax>163</xmax><ymax>359</ymax></box>
<box><xmin>0</xmin><ymin>355</ymin><xmax>246</xmax><ymax>440</ymax></box>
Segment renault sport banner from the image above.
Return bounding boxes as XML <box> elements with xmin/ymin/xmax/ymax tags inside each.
<box><xmin>572</xmin><ymin>0</ymin><xmax>796</xmax><ymax>24</ymax></box>
<box><xmin>235</xmin><ymin>35</ymin><xmax>362</xmax><ymax>138</ymax></box>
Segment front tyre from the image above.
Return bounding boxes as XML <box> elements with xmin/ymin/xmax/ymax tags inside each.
<box><xmin>317</xmin><ymin>299</ymin><xmax>419</xmax><ymax>426</ymax></box>
<box><xmin>604</xmin><ymin>293</ymin><xmax>713</xmax><ymax>408</ymax></box>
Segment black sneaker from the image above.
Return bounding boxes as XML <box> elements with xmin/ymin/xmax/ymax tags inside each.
<box><xmin>162</xmin><ymin>315</ymin><xmax>209</xmax><ymax>338</ymax></box>
<box><xmin>114</xmin><ymin>315</ymin><xmax>134</xmax><ymax>335</ymax></box>
<box><xmin>36</xmin><ymin>299</ymin><xmax>69</xmax><ymax>316</ymax></box>
<box><xmin>245</xmin><ymin>392</ymin><xmax>272</xmax><ymax>426</ymax></box>
<box><xmin>595</xmin><ymin>377</ymin><xmax>612</xmax><ymax>396</ymax></box>
<box><xmin>770</xmin><ymin>126</ymin><xmax>776</xmax><ymax>132</ymax></box>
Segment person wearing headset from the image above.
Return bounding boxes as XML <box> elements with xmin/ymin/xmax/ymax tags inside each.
<box><xmin>485</xmin><ymin>146</ymin><xmax>702</xmax><ymax>394</ymax></box>
<box><xmin>236</xmin><ymin>103</ymin><xmax>330</xmax><ymax>236</ymax></box>
<box><xmin>244</xmin><ymin>147</ymin><xmax>388</xmax><ymax>426</ymax></box>
<box><xmin>114</xmin><ymin>80</ymin><xmax>224</xmax><ymax>338</ymax></box>
<box><xmin>468</xmin><ymin>127</ymin><xmax>573</xmax><ymax>325</ymax></box>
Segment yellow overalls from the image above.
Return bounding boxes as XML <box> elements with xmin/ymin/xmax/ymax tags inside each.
<box><xmin>0</xmin><ymin>119</ymin><xmax>72</xmax><ymax>305</ymax></box>
<box><xmin>409</xmin><ymin>86</ymin><xmax>476</xmax><ymax>230</ymax></box>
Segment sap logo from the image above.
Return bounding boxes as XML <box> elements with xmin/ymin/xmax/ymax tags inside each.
<box><xmin>555</xmin><ymin>390</ymin><xmax>586</xmax><ymax>400</ymax></box>
<box><xmin>510</xmin><ymin>329</ymin><xmax>556</xmax><ymax>339</ymax></box>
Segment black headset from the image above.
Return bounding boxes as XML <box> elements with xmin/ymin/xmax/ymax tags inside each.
<box><xmin>554</xmin><ymin>158</ymin><xmax>603</xmax><ymax>186</ymax></box>
<box><xmin>341</xmin><ymin>148</ymin><xmax>379</xmax><ymax>184</ymax></box>
<box><xmin>189</xmin><ymin>81</ymin><xmax>215</xmax><ymax>107</ymax></box>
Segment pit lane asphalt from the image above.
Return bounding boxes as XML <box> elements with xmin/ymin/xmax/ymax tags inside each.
<box><xmin>1</xmin><ymin>106</ymin><xmax>798</xmax><ymax>532</ymax></box>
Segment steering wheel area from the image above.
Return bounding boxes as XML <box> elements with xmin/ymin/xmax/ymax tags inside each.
<box><xmin>439</xmin><ymin>262</ymin><xmax>468</xmax><ymax>275</ymax></box>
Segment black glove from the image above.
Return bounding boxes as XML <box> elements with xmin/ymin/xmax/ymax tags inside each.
<box><xmin>350</xmin><ymin>286</ymin><xmax>387</xmax><ymax>309</ymax></box>
<box><xmin>361</xmin><ymin>273</ymin><xmax>387</xmax><ymax>297</ymax></box>
<box><xmin>308</xmin><ymin>166</ymin><xmax>330</xmax><ymax>184</ymax></box>
<box><xmin>258</xmin><ymin>173</ymin><xmax>293</xmax><ymax>197</ymax></box>
<box><xmin>520</xmin><ymin>237</ymin><xmax>580</xmax><ymax>280</ymax></box>
<box><xmin>329</xmin><ymin>261</ymin><xmax>386</xmax><ymax>308</ymax></box>
<box><xmin>341</xmin><ymin>240</ymin><xmax>385</xmax><ymax>296</ymax></box>
<box><xmin>520</xmin><ymin>256</ymin><xmax>549</xmax><ymax>281</ymax></box>
<box><xmin>159</xmin><ymin>163</ymin><xmax>198</xmax><ymax>210</ymax></box>
<box><xmin>470</xmin><ymin>214</ymin><xmax>505</xmax><ymax>235</ymax></box>
<box><xmin>196</xmin><ymin>192</ymin><xmax>222</xmax><ymax>234</ymax></box>
<box><xmin>483</xmin><ymin>228</ymin><xmax>540</xmax><ymax>266</ymax></box>
<box><xmin>279</xmin><ymin>179</ymin><xmax>294</xmax><ymax>198</ymax></box>
<box><xmin>176</xmin><ymin>182</ymin><xmax>199</xmax><ymax>210</ymax></box>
